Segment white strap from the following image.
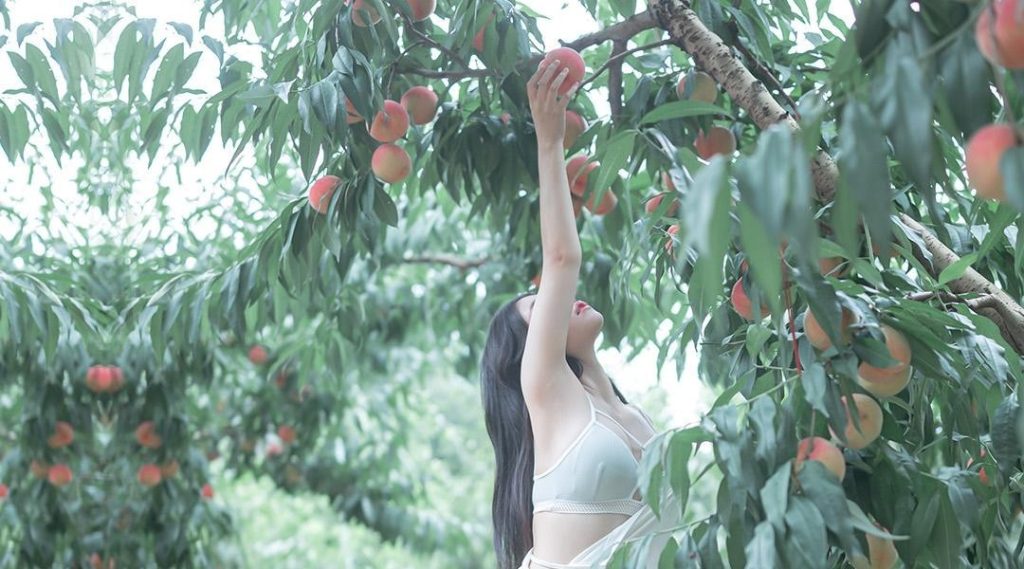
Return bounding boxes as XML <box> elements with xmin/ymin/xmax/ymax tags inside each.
<box><xmin>533</xmin><ymin>498</ymin><xmax>644</xmax><ymax>516</ymax></box>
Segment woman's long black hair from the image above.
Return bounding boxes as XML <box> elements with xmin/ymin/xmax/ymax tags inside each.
<box><xmin>480</xmin><ymin>292</ymin><xmax>629</xmax><ymax>569</ymax></box>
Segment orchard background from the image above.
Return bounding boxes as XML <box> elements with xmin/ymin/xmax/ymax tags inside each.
<box><xmin>2</xmin><ymin>0</ymin><xmax>1024</xmax><ymax>567</ymax></box>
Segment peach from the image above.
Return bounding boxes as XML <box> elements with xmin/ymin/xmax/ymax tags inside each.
<box><xmin>566</xmin><ymin>155</ymin><xmax>600</xmax><ymax>217</ymax></box>
<box><xmin>47</xmin><ymin>464</ymin><xmax>73</xmax><ymax>487</ymax></box>
<box><xmin>160</xmin><ymin>460</ymin><xmax>179</xmax><ymax>478</ymax></box>
<box><xmin>965</xmin><ymin>123</ymin><xmax>1018</xmax><ymax>202</ymax></box>
<box><xmin>858</xmin><ymin>325</ymin><xmax>911</xmax><ymax>382</ymax></box>
<box><xmin>694</xmin><ymin>126</ymin><xmax>736</xmax><ymax>160</ymax></box>
<box><xmin>278</xmin><ymin>425</ymin><xmax>297</xmax><ymax>445</ymax></box>
<box><xmin>662</xmin><ymin>171</ymin><xmax>677</xmax><ymax>191</ymax></box>
<box><xmin>86</xmin><ymin>365</ymin><xmax>113</xmax><ymax>393</ymax></box>
<box><xmin>586</xmin><ymin>189</ymin><xmax>617</xmax><ymax>215</ymax></box>
<box><xmin>819</xmin><ymin>256</ymin><xmax>847</xmax><ymax>277</ymax></box>
<box><xmin>405</xmin><ymin>0</ymin><xmax>435</xmax><ymax>21</ymax></box>
<box><xmin>108</xmin><ymin>366</ymin><xmax>124</xmax><ymax>392</ymax></box>
<box><xmin>47</xmin><ymin>421</ymin><xmax>74</xmax><ymax>449</ymax></box>
<box><xmin>804</xmin><ymin>307</ymin><xmax>854</xmax><ymax>350</ymax></box>
<box><xmin>794</xmin><ymin>436</ymin><xmax>846</xmax><ymax>480</ymax></box>
<box><xmin>248</xmin><ymin>345</ymin><xmax>269</xmax><ymax>365</ymax></box>
<box><xmin>371</xmin><ymin>143</ymin><xmax>412</xmax><ymax>183</ymax></box>
<box><xmin>135</xmin><ymin>421</ymin><xmax>163</xmax><ymax>449</ymax></box>
<box><xmin>369</xmin><ymin>99</ymin><xmax>410</xmax><ymax>143</ymax></box>
<box><xmin>266</xmin><ymin>442</ymin><xmax>284</xmax><ymax>458</ymax></box>
<box><xmin>676</xmin><ymin>70</ymin><xmax>718</xmax><ymax>103</ymax></box>
<box><xmin>976</xmin><ymin>0</ymin><xmax>1024</xmax><ymax>69</ymax></box>
<box><xmin>541</xmin><ymin>47</ymin><xmax>586</xmax><ymax>95</ymax></box>
<box><xmin>347</xmin><ymin>0</ymin><xmax>381</xmax><ymax>27</ymax></box>
<box><xmin>664</xmin><ymin>224</ymin><xmax>680</xmax><ymax>254</ymax></box>
<box><xmin>730</xmin><ymin>279</ymin><xmax>770</xmax><ymax>321</ymax></box>
<box><xmin>564</xmin><ymin>110</ymin><xmax>587</xmax><ymax>149</ymax></box>
<box><xmin>400</xmin><ymin>86</ymin><xmax>438</xmax><ymax>125</ymax></box>
<box><xmin>499</xmin><ymin>111</ymin><xmax>511</xmax><ymax>125</ymax></box>
<box><xmin>645</xmin><ymin>192</ymin><xmax>679</xmax><ymax>216</ymax></box>
<box><xmin>345</xmin><ymin>99</ymin><xmax>363</xmax><ymax>124</ymax></box>
<box><xmin>850</xmin><ymin>527</ymin><xmax>900</xmax><ymax>569</ymax></box>
<box><xmin>858</xmin><ymin>365</ymin><xmax>912</xmax><ymax>398</ymax></box>
<box><xmin>830</xmin><ymin>394</ymin><xmax>883</xmax><ymax>450</ymax></box>
<box><xmin>137</xmin><ymin>464</ymin><xmax>162</xmax><ymax>487</ymax></box>
<box><xmin>473</xmin><ymin>13</ymin><xmax>495</xmax><ymax>52</ymax></box>
<box><xmin>308</xmin><ymin>175</ymin><xmax>341</xmax><ymax>214</ymax></box>
<box><xmin>201</xmin><ymin>483</ymin><xmax>215</xmax><ymax>500</ymax></box>
<box><xmin>0</xmin><ymin>483</ymin><xmax>7</xmax><ymax>499</ymax></box>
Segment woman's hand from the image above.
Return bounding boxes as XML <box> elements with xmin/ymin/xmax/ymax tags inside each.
<box><xmin>527</xmin><ymin>59</ymin><xmax>580</xmax><ymax>149</ymax></box>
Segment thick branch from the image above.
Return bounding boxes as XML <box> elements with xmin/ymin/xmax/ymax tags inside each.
<box><xmin>561</xmin><ymin>11</ymin><xmax>658</xmax><ymax>53</ymax></box>
<box><xmin>609</xmin><ymin>40</ymin><xmax>627</xmax><ymax>121</ymax></box>
<box><xmin>400</xmin><ymin>255</ymin><xmax>490</xmax><ymax>270</ymax></box>
<box><xmin>648</xmin><ymin>0</ymin><xmax>1024</xmax><ymax>354</ymax></box>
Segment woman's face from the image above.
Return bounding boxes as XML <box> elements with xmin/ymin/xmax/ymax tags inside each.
<box><xmin>515</xmin><ymin>294</ymin><xmax>604</xmax><ymax>357</ymax></box>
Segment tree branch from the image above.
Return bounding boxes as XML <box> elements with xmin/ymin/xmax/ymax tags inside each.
<box><xmin>609</xmin><ymin>40</ymin><xmax>627</xmax><ymax>121</ymax></box>
<box><xmin>400</xmin><ymin>254</ymin><xmax>490</xmax><ymax>270</ymax></box>
<box><xmin>578</xmin><ymin>39</ymin><xmax>675</xmax><ymax>92</ymax></box>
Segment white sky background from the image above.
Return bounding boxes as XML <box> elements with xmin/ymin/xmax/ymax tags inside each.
<box><xmin>0</xmin><ymin>0</ymin><xmax>853</xmax><ymax>428</ymax></box>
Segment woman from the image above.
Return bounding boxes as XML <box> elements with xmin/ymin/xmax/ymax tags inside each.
<box><xmin>480</xmin><ymin>60</ymin><xmax>680</xmax><ymax>569</ymax></box>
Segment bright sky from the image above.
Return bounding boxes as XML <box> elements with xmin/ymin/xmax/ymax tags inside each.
<box><xmin>0</xmin><ymin>0</ymin><xmax>852</xmax><ymax>427</ymax></box>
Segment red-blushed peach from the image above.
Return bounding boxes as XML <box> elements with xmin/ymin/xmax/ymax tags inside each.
<box><xmin>564</xmin><ymin>110</ymin><xmax>587</xmax><ymax>149</ymax></box>
<box><xmin>86</xmin><ymin>365</ymin><xmax>113</xmax><ymax>393</ymax></box>
<box><xmin>965</xmin><ymin>124</ymin><xmax>1018</xmax><ymax>202</ymax></box>
<box><xmin>400</xmin><ymin>86</ymin><xmax>438</xmax><ymax>125</ymax></box>
<box><xmin>645</xmin><ymin>192</ymin><xmax>679</xmax><ymax>216</ymax></box>
<box><xmin>794</xmin><ymin>436</ymin><xmax>846</xmax><ymax>480</ymax></box>
<box><xmin>662</xmin><ymin>171</ymin><xmax>677</xmax><ymax>191</ymax></box>
<box><xmin>586</xmin><ymin>189</ymin><xmax>617</xmax><ymax>215</ymax></box>
<box><xmin>347</xmin><ymin>0</ymin><xmax>381</xmax><ymax>27</ymax></box>
<box><xmin>248</xmin><ymin>345</ymin><xmax>268</xmax><ymax>365</ymax></box>
<box><xmin>278</xmin><ymin>425</ymin><xmax>297</xmax><ymax>445</ymax></box>
<box><xmin>308</xmin><ymin>175</ymin><xmax>342</xmax><ymax>214</ymax></box>
<box><xmin>137</xmin><ymin>464</ymin><xmax>162</xmax><ymax>487</ymax></box>
<box><xmin>694</xmin><ymin>126</ymin><xmax>737</xmax><ymax>160</ymax></box>
<box><xmin>345</xmin><ymin>99</ymin><xmax>363</xmax><ymax>124</ymax></box>
<box><xmin>664</xmin><ymin>224</ymin><xmax>680</xmax><ymax>255</ymax></box>
<box><xmin>369</xmin><ymin>100</ymin><xmax>410</xmax><ymax>143</ymax></box>
<box><xmin>858</xmin><ymin>365</ymin><xmax>912</xmax><ymax>398</ymax></box>
<box><xmin>566</xmin><ymin>155</ymin><xmax>600</xmax><ymax>217</ymax></box>
<box><xmin>819</xmin><ymin>256</ymin><xmax>848</xmax><ymax>277</ymax></box>
<box><xmin>804</xmin><ymin>307</ymin><xmax>855</xmax><ymax>351</ymax></box>
<box><xmin>730</xmin><ymin>279</ymin><xmax>770</xmax><ymax>321</ymax></box>
<box><xmin>201</xmin><ymin>483</ymin><xmax>215</xmax><ymax>500</ymax></box>
<box><xmin>976</xmin><ymin>0</ymin><xmax>1024</xmax><ymax>69</ymax></box>
<box><xmin>135</xmin><ymin>421</ymin><xmax>163</xmax><ymax>450</ymax></box>
<box><xmin>830</xmin><ymin>394</ymin><xmax>883</xmax><ymax>450</ymax></box>
<box><xmin>858</xmin><ymin>325</ymin><xmax>911</xmax><ymax>382</ymax></box>
<box><xmin>850</xmin><ymin>527</ymin><xmax>900</xmax><ymax>569</ymax></box>
<box><xmin>47</xmin><ymin>464</ymin><xmax>73</xmax><ymax>487</ymax></box>
<box><xmin>541</xmin><ymin>47</ymin><xmax>586</xmax><ymax>95</ymax></box>
<box><xmin>405</xmin><ymin>0</ymin><xmax>435</xmax><ymax>21</ymax></box>
<box><xmin>371</xmin><ymin>143</ymin><xmax>412</xmax><ymax>183</ymax></box>
<box><xmin>47</xmin><ymin>421</ymin><xmax>74</xmax><ymax>449</ymax></box>
<box><xmin>0</xmin><ymin>483</ymin><xmax>8</xmax><ymax>500</ymax></box>
<box><xmin>473</xmin><ymin>14</ymin><xmax>495</xmax><ymax>52</ymax></box>
<box><xmin>676</xmin><ymin>70</ymin><xmax>718</xmax><ymax>103</ymax></box>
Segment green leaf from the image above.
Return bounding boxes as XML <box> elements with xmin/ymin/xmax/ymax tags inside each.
<box><xmin>839</xmin><ymin>99</ymin><xmax>892</xmax><ymax>254</ymax></box>
<box><xmin>592</xmin><ymin>130</ymin><xmax>634</xmax><ymax>201</ymax></box>
<box><xmin>783</xmin><ymin>496</ymin><xmax>828</xmax><ymax>567</ymax></box>
<box><xmin>745</xmin><ymin>521</ymin><xmax>778</xmax><ymax>568</ymax></box>
<box><xmin>999</xmin><ymin>147</ymin><xmax>1024</xmax><ymax>212</ymax></box>
<box><xmin>639</xmin><ymin>100</ymin><xmax>731</xmax><ymax>124</ymax></box>
<box><xmin>797</xmin><ymin>461</ymin><xmax>859</xmax><ymax>555</ymax></box>
<box><xmin>150</xmin><ymin>43</ymin><xmax>185</xmax><ymax>104</ymax></box>
<box><xmin>16</xmin><ymin>22</ymin><xmax>40</xmax><ymax>45</ymax></box>
<box><xmin>936</xmin><ymin>252</ymin><xmax>978</xmax><ymax>287</ymax></box>
<box><xmin>760</xmin><ymin>462</ymin><xmax>790</xmax><ymax>531</ymax></box>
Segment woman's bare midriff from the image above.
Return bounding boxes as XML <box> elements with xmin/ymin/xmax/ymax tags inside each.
<box><xmin>531</xmin><ymin>511</ymin><xmax>631</xmax><ymax>564</ymax></box>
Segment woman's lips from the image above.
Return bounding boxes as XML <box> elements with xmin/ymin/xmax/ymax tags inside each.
<box><xmin>575</xmin><ymin>301</ymin><xmax>589</xmax><ymax>315</ymax></box>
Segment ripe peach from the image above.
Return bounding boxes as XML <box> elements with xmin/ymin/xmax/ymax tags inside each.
<box><xmin>47</xmin><ymin>464</ymin><xmax>73</xmax><ymax>487</ymax></box>
<box><xmin>499</xmin><ymin>111</ymin><xmax>511</xmax><ymax>125</ymax></box>
<box><xmin>564</xmin><ymin>110</ymin><xmax>587</xmax><ymax>149</ymax></box>
<box><xmin>473</xmin><ymin>14</ymin><xmax>495</xmax><ymax>52</ymax></box>
<box><xmin>266</xmin><ymin>442</ymin><xmax>284</xmax><ymax>458</ymax></box>
<box><xmin>308</xmin><ymin>175</ymin><xmax>341</xmax><ymax>214</ymax></box>
<box><xmin>850</xmin><ymin>527</ymin><xmax>900</xmax><ymax>569</ymax></box>
<box><xmin>819</xmin><ymin>256</ymin><xmax>847</xmax><ymax>277</ymax></box>
<box><xmin>201</xmin><ymin>483</ymin><xmax>215</xmax><ymax>500</ymax></box>
<box><xmin>676</xmin><ymin>70</ymin><xmax>718</xmax><ymax>103</ymax></box>
<box><xmin>405</xmin><ymin>0</ymin><xmax>435</xmax><ymax>21</ymax></box>
<box><xmin>566</xmin><ymin>155</ymin><xmax>600</xmax><ymax>217</ymax></box>
<box><xmin>804</xmin><ymin>307</ymin><xmax>854</xmax><ymax>351</ymax></box>
<box><xmin>86</xmin><ymin>365</ymin><xmax>113</xmax><ymax>393</ymax></box>
<box><xmin>345</xmin><ymin>99</ymin><xmax>363</xmax><ymax>124</ymax></box>
<box><xmin>858</xmin><ymin>325</ymin><xmax>911</xmax><ymax>382</ymax></box>
<box><xmin>730</xmin><ymin>279</ymin><xmax>770</xmax><ymax>321</ymax></box>
<box><xmin>278</xmin><ymin>425</ymin><xmax>297</xmax><ymax>445</ymax></box>
<box><xmin>30</xmin><ymin>460</ymin><xmax>48</xmax><ymax>479</ymax></box>
<box><xmin>694</xmin><ymin>126</ymin><xmax>736</xmax><ymax>160</ymax></box>
<box><xmin>347</xmin><ymin>0</ymin><xmax>381</xmax><ymax>27</ymax></box>
<box><xmin>47</xmin><ymin>421</ymin><xmax>74</xmax><ymax>449</ymax></box>
<box><xmin>664</xmin><ymin>224</ymin><xmax>680</xmax><ymax>255</ymax></box>
<box><xmin>248</xmin><ymin>345</ymin><xmax>268</xmax><ymax>364</ymax></box>
<box><xmin>108</xmin><ymin>366</ymin><xmax>124</xmax><ymax>392</ymax></box>
<box><xmin>137</xmin><ymin>464</ymin><xmax>162</xmax><ymax>487</ymax></box>
<box><xmin>794</xmin><ymin>436</ymin><xmax>846</xmax><ymax>480</ymax></box>
<box><xmin>830</xmin><ymin>394</ymin><xmax>883</xmax><ymax>450</ymax></box>
<box><xmin>369</xmin><ymin>100</ymin><xmax>410</xmax><ymax>143</ymax></box>
<box><xmin>541</xmin><ymin>47</ymin><xmax>586</xmax><ymax>95</ymax></box>
<box><xmin>965</xmin><ymin>124</ymin><xmax>1018</xmax><ymax>202</ymax></box>
<box><xmin>159</xmin><ymin>460</ymin><xmax>180</xmax><ymax>479</ymax></box>
<box><xmin>371</xmin><ymin>143</ymin><xmax>412</xmax><ymax>183</ymax></box>
<box><xmin>976</xmin><ymin>0</ymin><xmax>1024</xmax><ymax>69</ymax></box>
<box><xmin>645</xmin><ymin>192</ymin><xmax>679</xmax><ymax>216</ymax></box>
<box><xmin>135</xmin><ymin>421</ymin><xmax>163</xmax><ymax>450</ymax></box>
<box><xmin>662</xmin><ymin>171</ymin><xmax>677</xmax><ymax>191</ymax></box>
<box><xmin>400</xmin><ymin>86</ymin><xmax>438</xmax><ymax>125</ymax></box>
<box><xmin>858</xmin><ymin>365</ymin><xmax>912</xmax><ymax>398</ymax></box>
<box><xmin>0</xmin><ymin>483</ymin><xmax>8</xmax><ymax>499</ymax></box>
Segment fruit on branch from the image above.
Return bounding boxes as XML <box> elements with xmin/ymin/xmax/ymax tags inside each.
<box><xmin>850</xmin><ymin>527</ymin><xmax>900</xmax><ymax>569</ymax></box>
<box><xmin>858</xmin><ymin>365</ymin><xmax>912</xmax><ymax>398</ymax></box>
<box><xmin>566</xmin><ymin>155</ymin><xmax>599</xmax><ymax>217</ymax></box>
<box><xmin>369</xmin><ymin>100</ymin><xmax>410</xmax><ymax>143</ymax></box>
<box><xmin>473</xmin><ymin>13</ymin><xmax>495</xmax><ymax>52</ymax></box>
<box><xmin>975</xmin><ymin>0</ymin><xmax>1024</xmax><ymax>69</ymax></box>
<box><xmin>308</xmin><ymin>175</ymin><xmax>341</xmax><ymax>214</ymax></box>
<box><xmin>858</xmin><ymin>325</ymin><xmax>911</xmax><ymax>382</ymax></box>
<box><xmin>830</xmin><ymin>394</ymin><xmax>883</xmax><ymax>450</ymax></box>
<box><xmin>277</xmin><ymin>425</ymin><xmax>297</xmax><ymax>445</ymax></box>
<box><xmin>804</xmin><ymin>307</ymin><xmax>854</xmax><ymax>351</ymax></box>
<box><xmin>47</xmin><ymin>421</ymin><xmax>75</xmax><ymax>449</ymax></box>
<box><xmin>245</xmin><ymin>341</ymin><xmax>266</xmax><ymax>364</ymax></box>
<box><xmin>47</xmin><ymin>464</ymin><xmax>73</xmax><ymax>487</ymax></box>
<box><xmin>137</xmin><ymin>464</ymin><xmax>162</xmax><ymax>487</ymax></box>
<box><xmin>564</xmin><ymin>110</ymin><xmax>587</xmax><ymax>149</ymax></box>
<box><xmin>499</xmin><ymin>112</ymin><xmax>512</xmax><ymax>125</ymax></box>
<box><xmin>676</xmin><ymin>70</ymin><xmax>718</xmax><ymax>103</ymax></box>
<box><xmin>372</xmin><ymin>143</ymin><xmax>412</xmax><ymax>183</ymax></box>
<box><xmin>135</xmin><ymin>421</ymin><xmax>163</xmax><ymax>449</ymax></box>
<box><xmin>694</xmin><ymin>126</ymin><xmax>737</xmax><ymax>160</ymax></box>
<box><xmin>86</xmin><ymin>365</ymin><xmax>117</xmax><ymax>393</ymax></box>
<box><xmin>30</xmin><ymin>460</ymin><xmax>48</xmax><ymax>479</ymax></box>
<box><xmin>266</xmin><ymin>441</ymin><xmax>284</xmax><ymax>458</ymax></box>
<box><xmin>109</xmin><ymin>366</ymin><xmax>124</xmax><ymax>391</ymax></box>
<box><xmin>664</xmin><ymin>224</ymin><xmax>680</xmax><ymax>255</ymax></box>
<box><xmin>965</xmin><ymin>123</ymin><xmax>1018</xmax><ymax>202</ymax></box>
<box><xmin>159</xmin><ymin>460</ymin><xmax>180</xmax><ymax>479</ymax></box>
<box><xmin>405</xmin><ymin>0</ymin><xmax>435</xmax><ymax>21</ymax></box>
<box><xmin>347</xmin><ymin>0</ymin><xmax>381</xmax><ymax>27</ymax></box>
<box><xmin>345</xmin><ymin>99</ymin><xmax>363</xmax><ymax>124</ymax></box>
<box><xmin>401</xmin><ymin>86</ymin><xmax>438</xmax><ymax>125</ymax></box>
<box><xmin>586</xmin><ymin>188</ymin><xmax>617</xmax><ymax>215</ymax></box>
<box><xmin>662</xmin><ymin>171</ymin><xmax>677</xmax><ymax>192</ymax></box>
<box><xmin>541</xmin><ymin>47</ymin><xmax>586</xmax><ymax>95</ymax></box>
<box><xmin>818</xmin><ymin>256</ymin><xmax>848</xmax><ymax>277</ymax></box>
<box><xmin>0</xmin><ymin>483</ymin><xmax>8</xmax><ymax>500</ymax></box>
<box><xmin>201</xmin><ymin>483</ymin><xmax>215</xmax><ymax>500</ymax></box>
<box><xmin>730</xmin><ymin>279</ymin><xmax>770</xmax><ymax>321</ymax></box>
<box><xmin>645</xmin><ymin>192</ymin><xmax>679</xmax><ymax>216</ymax></box>
<box><xmin>794</xmin><ymin>436</ymin><xmax>846</xmax><ymax>480</ymax></box>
